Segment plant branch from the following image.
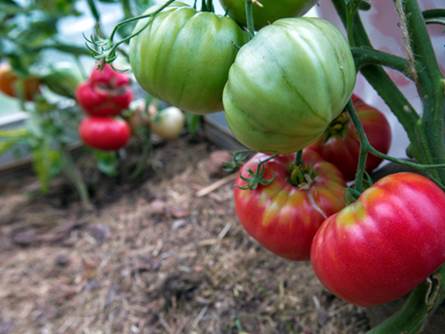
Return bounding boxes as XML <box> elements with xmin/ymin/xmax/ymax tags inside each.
<box><xmin>244</xmin><ymin>0</ymin><xmax>255</xmax><ymax>38</ymax></box>
<box><xmin>351</xmin><ymin>47</ymin><xmax>414</xmax><ymax>80</ymax></box>
<box><xmin>423</xmin><ymin>9</ymin><xmax>445</xmax><ymax>25</ymax></box>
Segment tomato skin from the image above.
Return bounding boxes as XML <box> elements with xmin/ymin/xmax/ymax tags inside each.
<box><xmin>308</xmin><ymin>95</ymin><xmax>392</xmax><ymax>180</ymax></box>
<box><xmin>79</xmin><ymin>117</ymin><xmax>131</xmax><ymax>151</ymax></box>
<box><xmin>76</xmin><ymin>65</ymin><xmax>132</xmax><ymax>117</ymax></box>
<box><xmin>129</xmin><ymin>2</ymin><xmax>248</xmax><ymax>114</ymax></box>
<box><xmin>234</xmin><ymin>150</ymin><xmax>346</xmax><ymax>260</ymax></box>
<box><xmin>220</xmin><ymin>0</ymin><xmax>317</xmax><ymax>29</ymax></box>
<box><xmin>150</xmin><ymin>106</ymin><xmax>185</xmax><ymax>140</ymax></box>
<box><xmin>0</xmin><ymin>63</ymin><xmax>40</xmax><ymax>100</ymax></box>
<box><xmin>311</xmin><ymin>172</ymin><xmax>445</xmax><ymax>306</ymax></box>
<box><xmin>223</xmin><ymin>18</ymin><xmax>356</xmax><ymax>154</ymax></box>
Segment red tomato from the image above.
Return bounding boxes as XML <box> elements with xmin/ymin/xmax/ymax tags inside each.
<box><xmin>308</xmin><ymin>95</ymin><xmax>391</xmax><ymax>181</ymax></box>
<box><xmin>311</xmin><ymin>172</ymin><xmax>445</xmax><ymax>306</ymax></box>
<box><xmin>79</xmin><ymin>117</ymin><xmax>131</xmax><ymax>151</ymax></box>
<box><xmin>234</xmin><ymin>150</ymin><xmax>346</xmax><ymax>260</ymax></box>
<box><xmin>76</xmin><ymin>64</ymin><xmax>133</xmax><ymax>117</ymax></box>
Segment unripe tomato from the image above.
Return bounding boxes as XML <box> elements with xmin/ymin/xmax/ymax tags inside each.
<box><xmin>224</xmin><ymin>18</ymin><xmax>356</xmax><ymax>154</ymax></box>
<box><xmin>150</xmin><ymin>106</ymin><xmax>185</xmax><ymax>140</ymax></box>
<box><xmin>0</xmin><ymin>63</ymin><xmax>40</xmax><ymax>100</ymax></box>
<box><xmin>76</xmin><ymin>64</ymin><xmax>133</xmax><ymax>117</ymax></box>
<box><xmin>42</xmin><ymin>61</ymin><xmax>83</xmax><ymax>98</ymax></box>
<box><xmin>79</xmin><ymin>117</ymin><xmax>131</xmax><ymax>151</ymax></box>
<box><xmin>129</xmin><ymin>2</ymin><xmax>249</xmax><ymax>114</ymax></box>
<box><xmin>311</xmin><ymin>173</ymin><xmax>445</xmax><ymax>306</ymax></box>
<box><xmin>234</xmin><ymin>150</ymin><xmax>346</xmax><ymax>260</ymax></box>
<box><xmin>220</xmin><ymin>0</ymin><xmax>318</xmax><ymax>29</ymax></box>
<box><xmin>308</xmin><ymin>95</ymin><xmax>392</xmax><ymax>180</ymax></box>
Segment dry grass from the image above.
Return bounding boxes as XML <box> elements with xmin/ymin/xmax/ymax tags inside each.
<box><xmin>0</xmin><ymin>140</ymin><xmax>369</xmax><ymax>334</ymax></box>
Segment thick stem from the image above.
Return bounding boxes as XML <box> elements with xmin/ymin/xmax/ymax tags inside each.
<box><xmin>244</xmin><ymin>0</ymin><xmax>255</xmax><ymax>38</ymax></box>
<box><xmin>396</xmin><ymin>0</ymin><xmax>445</xmax><ymax>182</ymax></box>
<box><xmin>346</xmin><ymin>102</ymin><xmax>368</xmax><ymax>193</ymax></box>
<box><xmin>62</xmin><ymin>151</ymin><xmax>92</xmax><ymax>209</ymax></box>
<box><xmin>351</xmin><ymin>46</ymin><xmax>414</xmax><ymax>80</ymax></box>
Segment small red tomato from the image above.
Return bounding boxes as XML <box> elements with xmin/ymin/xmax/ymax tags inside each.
<box><xmin>234</xmin><ymin>150</ymin><xmax>346</xmax><ymax>261</ymax></box>
<box><xmin>79</xmin><ymin>117</ymin><xmax>131</xmax><ymax>151</ymax></box>
<box><xmin>308</xmin><ymin>95</ymin><xmax>391</xmax><ymax>181</ymax></box>
<box><xmin>76</xmin><ymin>64</ymin><xmax>133</xmax><ymax>117</ymax></box>
<box><xmin>311</xmin><ymin>172</ymin><xmax>445</xmax><ymax>307</ymax></box>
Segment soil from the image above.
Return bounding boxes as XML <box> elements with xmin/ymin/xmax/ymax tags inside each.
<box><xmin>0</xmin><ymin>139</ymin><xmax>369</xmax><ymax>334</ymax></box>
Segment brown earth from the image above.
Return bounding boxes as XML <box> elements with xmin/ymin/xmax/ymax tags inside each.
<box><xmin>0</xmin><ymin>140</ymin><xmax>369</xmax><ymax>334</ymax></box>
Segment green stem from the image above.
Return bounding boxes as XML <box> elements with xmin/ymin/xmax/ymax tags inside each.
<box><xmin>294</xmin><ymin>150</ymin><xmax>303</xmax><ymax>166</ymax></box>
<box><xmin>423</xmin><ymin>9</ymin><xmax>445</xmax><ymax>25</ymax></box>
<box><xmin>244</xmin><ymin>0</ymin><xmax>255</xmax><ymax>38</ymax></box>
<box><xmin>396</xmin><ymin>0</ymin><xmax>445</xmax><ymax>182</ymax></box>
<box><xmin>121</xmin><ymin>0</ymin><xmax>132</xmax><ymax>19</ymax></box>
<box><xmin>369</xmin><ymin>266</ymin><xmax>445</xmax><ymax>334</ymax></box>
<box><xmin>86</xmin><ymin>0</ymin><xmax>104</xmax><ymax>35</ymax></box>
<box><xmin>346</xmin><ymin>102</ymin><xmax>368</xmax><ymax>193</ymax></box>
<box><xmin>62</xmin><ymin>151</ymin><xmax>92</xmax><ymax>209</ymax></box>
<box><xmin>351</xmin><ymin>46</ymin><xmax>414</xmax><ymax>80</ymax></box>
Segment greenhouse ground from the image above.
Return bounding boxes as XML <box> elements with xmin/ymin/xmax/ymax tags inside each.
<box><xmin>0</xmin><ymin>139</ymin><xmax>369</xmax><ymax>334</ymax></box>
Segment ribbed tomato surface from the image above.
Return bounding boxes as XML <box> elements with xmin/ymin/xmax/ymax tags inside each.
<box><xmin>234</xmin><ymin>151</ymin><xmax>346</xmax><ymax>260</ymax></box>
<box><xmin>311</xmin><ymin>172</ymin><xmax>445</xmax><ymax>306</ymax></box>
<box><xmin>308</xmin><ymin>95</ymin><xmax>391</xmax><ymax>180</ymax></box>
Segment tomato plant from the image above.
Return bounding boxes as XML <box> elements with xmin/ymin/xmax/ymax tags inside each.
<box><xmin>150</xmin><ymin>106</ymin><xmax>185</xmax><ymax>140</ymax></box>
<box><xmin>311</xmin><ymin>172</ymin><xmax>445</xmax><ymax>306</ymax></box>
<box><xmin>76</xmin><ymin>64</ymin><xmax>133</xmax><ymax>117</ymax></box>
<box><xmin>234</xmin><ymin>150</ymin><xmax>346</xmax><ymax>260</ymax></box>
<box><xmin>79</xmin><ymin>117</ymin><xmax>131</xmax><ymax>151</ymax></box>
<box><xmin>308</xmin><ymin>95</ymin><xmax>392</xmax><ymax>181</ymax></box>
<box><xmin>129</xmin><ymin>2</ymin><xmax>248</xmax><ymax>114</ymax></box>
<box><xmin>223</xmin><ymin>17</ymin><xmax>356</xmax><ymax>153</ymax></box>
<box><xmin>220</xmin><ymin>0</ymin><xmax>318</xmax><ymax>29</ymax></box>
<box><xmin>42</xmin><ymin>61</ymin><xmax>84</xmax><ymax>98</ymax></box>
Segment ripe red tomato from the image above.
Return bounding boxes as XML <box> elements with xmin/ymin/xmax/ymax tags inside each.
<box><xmin>76</xmin><ymin>64</ymin><xmax>133</xmax><ymax>117</ymax></box>
<box><xmin>79</xmin><ymin>117</ymin><xmax>131</xmax><ymax>151</ymax></box>
<box><xmin>308</xmin><ymin>95</ymin><xmax>391</xmax><ymax>181</ymax></box>
<box><xmin>234</xmin><ymin>150</ymin><xmax>346</xmax><ymax>260</ymax></box>
<box><xmin>311</xmin><ymin>172</ymin><xmax>445</xmax><ymax>306</ymax></box>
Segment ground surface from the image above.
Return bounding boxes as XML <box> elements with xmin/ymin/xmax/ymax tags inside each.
<box><xmin>0</xmin><ymin>140</ymin><xmax>369</xmax><ymax>334</ymax></box>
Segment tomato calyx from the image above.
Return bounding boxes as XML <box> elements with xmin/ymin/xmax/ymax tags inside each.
<box><xmin>322</xmin><ymin>111</ymin><xmax>350</xmax><ymax>142</ymax></box>
<box><xmin>238</xmin><ymin>155</ymin><xmax>276</xmax><ymax>190</ymax></box>
<box><xmin>288</xmin><ymin>164</ymin><xmax>316</xmax><ymax>189</ymax></box>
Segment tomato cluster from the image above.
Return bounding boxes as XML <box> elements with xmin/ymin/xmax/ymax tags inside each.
<box><xmin>126</xmin><ymin>0</ymin><xmax>445</xmax><ymax>309</ymax></box>
<box><xmin>76</xmin><ymin>65</ymin><xmax>132</xmax><ymax>151</ymax></box>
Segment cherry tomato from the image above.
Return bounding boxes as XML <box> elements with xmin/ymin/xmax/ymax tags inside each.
<box><xmin>311</xmin><ymin>172</ymin><xmax>445</xmax><ymax>306</ymax></box>
<box><xmin>79</xmin><ymin>117</ymin><xmax>131</xmax><ymax>151</ymax></box>
<box><xmin>234</xmin><ymin>150</ymin><xmax>346</xmax><ymax>260</ymax></box>
<box><xmin>150</xmin><ymin>106</ymin><xmax>185</xmax><ymax>140</ymax></box>
<box><xmin>76</xmin><ymin>64</ymin><xmax>133</xmax><ymax>117</ymax></box>
<box><xmin>308</xmin><ymin>95</ymin><xmax>391</xmax><ymax>180</ymax></box>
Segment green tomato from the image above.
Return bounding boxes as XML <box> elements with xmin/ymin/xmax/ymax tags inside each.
<box><xmin>42</xmin><ymin>61</ymin><xmax>83</xmax><ymax>98</ymax></box>
<box><xmin>223</xmin><ymin>17</ymin><xmax>356</xmax><ymax>154</ymax></box>
<box><xmin>129</xmin><ymin>2</ymin><xmax>249</xmax><ymax>114</ymax></box>
<box><xmin>220</xmin><ymin>0</ymin><xmax>318</xmax><ymax>29</ymax></box>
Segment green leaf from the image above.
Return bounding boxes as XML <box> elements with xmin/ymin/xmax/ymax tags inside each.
<box><xmin>94</xmin><ymin>150</ymin><xmax>118</xmax><ymax>176</ymax></box>
<box><xmin>32</xmin><ymin>144</ymin><xmax>62</xmax><ymax>193</ymax></box>
<box><xmin>0</xmin><ymin>128</ymin><xmax>29</xmax><ymax>138</ymax></box>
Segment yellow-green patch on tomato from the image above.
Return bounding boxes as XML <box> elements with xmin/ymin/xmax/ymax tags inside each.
<box><xmin>150</xmin><ymin>106</ymin><xmax>185</xmax><ymax>140</ymax></box>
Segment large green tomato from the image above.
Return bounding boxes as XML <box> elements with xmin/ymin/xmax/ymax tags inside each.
<box><xmin>220</xmin><ymin>0</ymin><xmax>318</xmax><ymax>29</ymax></box>
<box><xmin>130</xmin><ymin>2</ymin><xmax>248</xmax><ymax>114</ymax></box>
<box><xmin>223</xmin><ymin>18</ymin><xmax>356</xmax><ymax>154</ymax></box>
